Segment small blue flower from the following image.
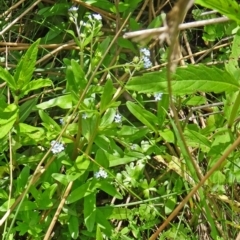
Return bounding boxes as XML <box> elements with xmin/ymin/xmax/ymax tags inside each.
<box><xmin>59</xmin><ymin>119</ymin><xmax>64</xmax><ymax>125</ymax></box>
<box><xmin>114</xmin><ymin>113</ymin><xmax>122</xmax><ymax>123</ymax></box>
<box><xmin>94</xmin><ymin>168</ymin><xmax>108</xmax><ymax>179</ymax></box>
<box><xmin>68</xmin><ymin>6</ymin><xmax>78</xmax><ymax>12</ymax></box>
<box><xmin>92</xmin><ymin>14</ymin><xmax>102</xmax><ymax>21</ymax></box>
<box><xmin>51</xmin><ymin>140</ymin><xmax>64</xmax><ymax>154</ymax></box>
<box><xmin>142</xmin><ymin>56</ymin><xmax>152</xmax><ymax>69</ymax></box>
<box><xmin>140</xmin><ymin>48</ymin><xmax>150</xmax><ymax>57</ymax></box>
<box><xmin>154</xmin><ymin>93</ymin><xmax>163</xmax><ymax>101</ymax></box>
<box><xmin>82</xmin><ymin>113</ymin><xmax>87</xmax><ymax>119</ymax></box>
<box><xmin>130</xmin><ymin>144</ymin><xmax>137</xmax><ymax>150</ymax></box>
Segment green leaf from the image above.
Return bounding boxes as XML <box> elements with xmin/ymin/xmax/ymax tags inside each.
<box><xmin>52</xmin><ymin>173</ymin><xmax>82</xmax><ymax>186</ymax></box>
<box><xmin>99</xmin><ymin>108</ymin><xmax>115</xmax><ymax>128</ymax></box>
<box><xmin>38</xmin><ymin>110</ymin><xmax>61</xmax><ymax>132</ymax></box>
<box><xmin>195</xmin><ymin>0</ymin><xmax>240</xmax><ymax>24</ymax></box>
<box><xmin>66</xmin><ymin>181</ymin><xmax>100</xmax><ymax>204</ymax></box>
<box><xmin>84</xmin><ymin>193</ymin><xmax>96</xmax><ymax>232</ymax></box>
<box><xmin>184</xmin><ymin>128</ymin><xmax>211</xmax><ymax>151</ymax></box>
<box><xmin>16</xmin><ymin>166</ymin><xmax>30</xmax><ymax>194</ymax></box>
<box><xmin>74</xmin><ymin>155</ymin><xmax>90</xmax><ymax>172</ymax></box>
<box><xmin>126</xmin><ymin>65</ymin><xmax>240</xmax><ymax>94</ymax></box>
<box><xmin>95</xmin><ymin>149</ymin><xmax>109</xmax><ymax>169</ymax></box>
<box><xmin>0</xmin><ymin>66</ymin><xmax>16</xmax><ymax>90</ymax></box>
<box><xmin>98</xmin><ymin>206</ymin><xmax>131</xmax><ymax>220</ymax></box>
<box><xmin>19</xmin><ymin>97</ymin><xmax>38</xmax><ymax>122</ymax></box>
<box><xmin>100</xmin><ymin>79</ymin><xmax>114</xmax><ymax>112</ymax></box>
<box><xmin>36</xmin><ymin>94</ymin><xmax>73</xmax><ymax>110</ymax></box>
<box><xmin>108</xmin><ymin>154</ymin><xmax>138</xmax><ymax>167</ymax></box>
<box><xmin>99</xmin><ymin>37</ymin><xmax>111</xmax><ymax>54</ymax></box>
<box><xmin>165</xmin><ymin>195</ymin><xmax>176</xmax><ymax>215</ymax></box>
<box><xmin>157</xmin><ymin>93</ymin><xmax>169</xmax><ymax>127</ymax></box>
<box><xmin>96</xmin><ymin>224</ymin><xmax>103</xmax><ymax>240</ymax></box>
<box><xmin>0</xmin><ymin>103</ymin><xmax>18</xmax><ymax>139</ymax></box>
<box><xmin>117</xmin><ymin>38</ymin><xmax>137</xmax><ymax>53</ymax></box>
<box><xmin>126</xmin><ymin>102</ymin><xmax>158</xmax><ymax>132</ymax></box>
<box><xmin>68</xmin><ymin>215</ymin><xmax>79</xmax><ymax>239</ymax></box>
<box><xmin>21</xmin><ymin>78</ymin><xmax>52</xmax><ymax>96</ymax></box>
<box><xmin>14</xmin><ymin>39</ymin><xmax>40</xmax><ymax>88</ymax></box>
<box><xmin>71</xmin><ymin>59</ymin><xmax>87</xmax><ymax>89</ymax></box>
<box><xmin>225</xmin><ymin>29</ymin><xmax>240</xmax><ymax>80</ymax></box>
<box><xmin>19</xmin><ymin>123</ymin><xmax>45</xmax><ymax>144</ymax></box>
<box><xmin>99</xmin><ymin>181</ymin><xmax>123</xmax><ymax>199</ymax></box>
<box><xmin>224</xmin><ymin>30</ymin><xmax>240</xmax><ymax>126</ymax></box>
<box><xmin>210</xmin><ymin>171</ymin><xmax>226</xmax><ymax>184</ymax></box>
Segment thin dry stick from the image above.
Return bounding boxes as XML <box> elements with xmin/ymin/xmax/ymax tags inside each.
<box><xmin>182</xmin><ymin>31</ymin><xmax>195</xmax><ymax>64</ymax></box>
<box><xmin>43</xmin><ymin>181</ymin><xmax>74</xmax><ymax>240</ymax></box>
<box><xmin>149</xmin><ymin>134</ymin><xmax>240</xmax><ymax>240</ymax></box>
<box><xmin>0</xmin><ymin>0</ymin><xmax>42</xmax><ymax>36</ymax></box>
<box><xmin>123</xmin><ymin>17</ymin><xmax>229</xmax><ymax>39</ymax></box>
<box><xmin>0</xmin><ymin>0</ymin><xmax>27</xmax><ymax>19</ymax></box>
<box><xmin>36</xmin><ymin>42</ymin><xmax>76</xmax><ymax>65</ymax></box>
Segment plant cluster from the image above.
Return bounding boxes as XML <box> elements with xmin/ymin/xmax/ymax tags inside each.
<box><xmin>0</xmin><ymin>0</ymin><xmax>240</xmax><ymax>239</ymax></box>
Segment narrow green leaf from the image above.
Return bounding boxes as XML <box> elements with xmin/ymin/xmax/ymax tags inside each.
<box><xmin>224</xmin><ymin>29</ymin><xmax>240</xmax><ymax>126</ymax></box>
<box><xmin>84</xmin><ymin>193</ymin><xmax>96</xmax><ymax>232</ymax></box>
<box><xmin>99</xmin><ymin>181</ymin><xmax>123</xmax><ymax>199</ymax></box>
<box><xmin>22</xmin><ymin>78</ymin><xmax>52</xmax><ymax>96</ymax></box>
<box><xmin>0</xmin><ymin>66</ymin><xmax>16</xmax><ymax>90</ymax></box>
<box><xmin>109</xmin><ymin>154</ymin><xmax>138</xmax><ymax>167</ymax></box>
<box><xmin>0</xmin><ymin>103</ymin><xmax>18</xmax><ymax>139</ymax></box>
<box><xmin>19</xmin><ymin>97</ymin><xmax>38</xmax><ymax>122</ymax></box>
<box><xmin>126</xmin><ymin>64</ymin><xmax>239</xmax><ymax>94</ymax></box>
<box><xmin>36</xmin><ymin>94</ymin><xmax>73</xmax><ymax>110</ymax></box>
<box><xmin>225</xmin><ymin>29</ymin><xmax>240</xmax><ymax>80</ymax></box>
<box><xmin>126</xmin><ymin>101</ymin><xmax>158</xmax><ymax>132</ymax></box>
<box><xmin>100</xmin><ymin>79</ymin><xmax>114</xmax><ymax>112</ymax></box>
<box><xmin>14</xmin><ymin>39</ymin><xmax>40</xmax><ymax>88</ymax></box>
<box><xmin>66</xmin><ymin>181</ymin><xmax>100</xmax><ymax>204</ymax></box>
<box><xmin>71</xmin><ymin>59</ymin><xmax>87</xmax><ymax>89</ymax></box>
<box><xmin>16</xmin><ymin>166</ymin><xmax>30</xmax><ymax>194</ymax></box>
<box><xmin>68</xmin><ymin>215</ymin><xmax>79</xmax><ymax>239</ymax></box>
<box><xmin>96</xmin><ymin>224</ymin><xmax>103</xmax><ymax>240</ymax></box>
<box><xmin>38</xmin><ymin>110</ymin><xmax>61</xmax><ymax>131</ymax></box>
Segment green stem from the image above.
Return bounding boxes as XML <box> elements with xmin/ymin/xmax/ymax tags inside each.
<box><xmin>227</xmin><ymin>90</ymin><xmax>240</xmax><ymax>128</ymax></box>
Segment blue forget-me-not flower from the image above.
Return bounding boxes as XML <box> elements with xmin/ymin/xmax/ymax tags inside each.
<box><xmin>94</xmin><ymin>168</ymin><xmax>108</xmax><ymax>179</ymax></box>
<box><xmin>51</xmin><ymin>140</ymin><xmax>64</xmax><ymax>154</ymax></box>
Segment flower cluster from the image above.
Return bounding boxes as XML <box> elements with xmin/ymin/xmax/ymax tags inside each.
<box><xmin>94</xmin><ymin>168</ymin><xmax>108</xmax><ymax>179</ymax></box>
<box><xmin>50</xmin><ymin>140</ymin><xmax>64</xmax><ymax>154</ymax></box>
<box><xmin>154</xmin><ymin>93</ymin><xmax>163</xmax><ymax>101</ymax></box>
<box><xmin>140</xmin><ymin>48</ymin><xmax>152</xmax><ymax>69</ymax></box>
